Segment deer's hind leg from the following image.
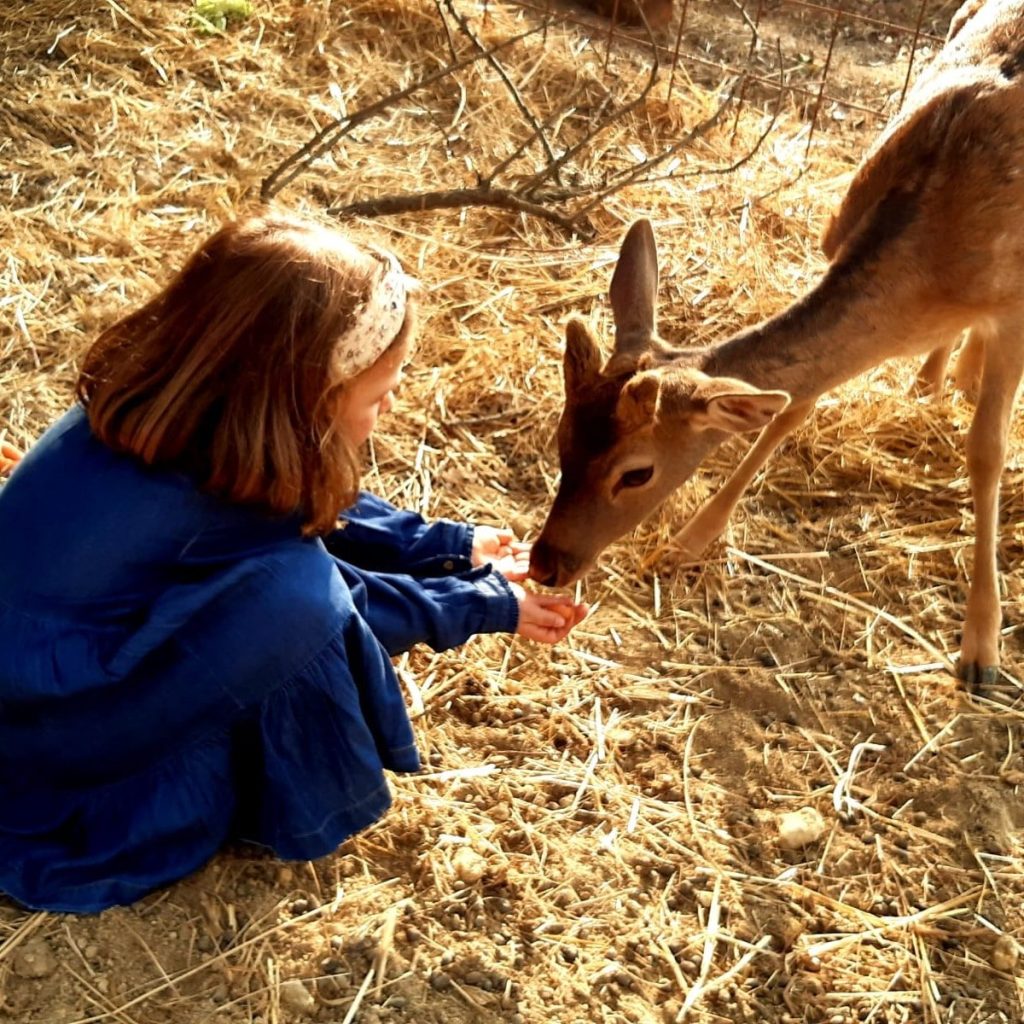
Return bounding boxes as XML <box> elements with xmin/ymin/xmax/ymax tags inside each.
<box><xmin>952</xmin><ymin>327</ymin><xmax>985</xmax><ymax>399</ymax></box>
<box><xmin>915</xmin><ymin>340</ymin><xmax>957</xmax><ymax>397</ymax></box>
<box><xmin>915</xmin><ymin>330</ymin><xmax>986</xmax><ymax>400</ymax></box>
<box><xmin>960</xmin><ymin>317</ymin><xmax>1024</xmax><ymax>688</ymax></box>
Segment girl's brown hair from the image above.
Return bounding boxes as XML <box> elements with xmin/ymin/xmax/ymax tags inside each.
<box><xmin>77</xmin><ymin>213</ymin><xmax>412</xmax><ymax>535</ymax></box>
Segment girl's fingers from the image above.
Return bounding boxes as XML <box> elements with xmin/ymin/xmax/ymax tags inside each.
<box><xmin>523</xmin><ymin>623</ymin><xmax>563</xmax><ymax>644</ymax></box>
<box><xmin>532</xmin><ymin>594</ymin><xmax>581</xmax><ymax>611</ymax></box>
<box><xmin>529</xmin><ymin>606</ymin><xmax>571</xmax><ymax>629</ymax></box>
<box><xmin>494</xmin><ymin>554</ymin><xmax>530</xmax><ymax>581</ymax></box>
<box><xmin>0</xmin><ymin>442</ymin><xmax>22</xmax><ymax>474</ymax></box>
<box><xmin>520</xmin><ymin>605</ymin><xmax>588</xmax><ymax>643</ymax></box>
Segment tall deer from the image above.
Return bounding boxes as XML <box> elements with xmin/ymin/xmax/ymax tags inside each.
<box><xmin>529</xmin><ymin>0</ymin><xmax>1024</xmax><ymax>687</ymax></box>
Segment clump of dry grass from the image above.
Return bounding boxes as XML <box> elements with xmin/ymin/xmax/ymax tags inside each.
<box><xmin>3</xmin><ymin>2</ymin><xmax>1024</xmax><ymax>1023</ymax></box>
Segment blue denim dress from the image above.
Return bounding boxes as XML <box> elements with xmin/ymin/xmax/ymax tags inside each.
<box><xmin>0</xmin><ymin>406</ymin><xmax>518</xmax><ymax>912</ymax></box>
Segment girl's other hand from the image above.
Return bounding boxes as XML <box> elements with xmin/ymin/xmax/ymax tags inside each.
<box><xmin>509</xmin><ymin>584</ymin><xmax>589</xmax><ymax>644</ymax></box>
<box><xmin>472</xmin><ymin>526</ymin><xmax>531</xmax><ymax>582</ymax></box>
<box><xmin>0</xmin><ymin>442</ymin><xmax>22</xmax><ymax>476</ymax></box>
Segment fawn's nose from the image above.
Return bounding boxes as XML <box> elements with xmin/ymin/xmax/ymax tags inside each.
<box><xmin>529</xmin><ymin>539</ymin><xmax>581</xmax><ymax>588</ymax></box>
<box><xmin>528</xmin><ymin>538</ymin><xmax>559</xmax><ymax>587</ymax></box>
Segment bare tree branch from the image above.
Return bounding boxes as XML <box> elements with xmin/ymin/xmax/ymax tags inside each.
<box><xmin>261</xmin><ymin>1</ymin><xmax>775</xmax><ymax>241</ymax></box>
<box><xmin>572</xmin><ymin>78</ymin><xmax>738</xmax><ymax>217</ymax></box>
<box><xmin>652</xmin><ymin>55</ymin><xmax>786</xmax><ymax>191</ymax></box>
<box><xmin>327</xmin><ymin>186</ymin><xmax>591</xmax><ymax>239</ymax></box>
<box><xmin>434</xmin><ymin>0</ymin><xmax>459</xmax><ymax>62</ymax></box>
<box><xmin>260</xmin><ymin>19</ymin><xmax>553</xmax><ymax>202</ymax></box>
<box><xmin>484</xmin><ymin>101</ymin><xmax>580</xmax><ymax>186</ymax></box>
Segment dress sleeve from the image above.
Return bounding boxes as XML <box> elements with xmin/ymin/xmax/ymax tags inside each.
<box><xmin>324</xmin><ymin>492</ymin><xmax>475</xmax><ymax>576</ymax></box>
<box><xmin>331</xmin><ymin>557</ymin><xmax>519</xmax><ymax>656</ymax></box>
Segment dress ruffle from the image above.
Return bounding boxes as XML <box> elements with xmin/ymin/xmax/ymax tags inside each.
<box><xmin>0</xmin><ymin>631</ymin><xmax>415</xmax><ymax>913</ymax></box>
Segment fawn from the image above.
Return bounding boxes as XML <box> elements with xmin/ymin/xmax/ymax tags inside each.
<box><xmin>530</xmin><ymin>0</ymin><xmax>1024</xmax><ymax>686</ymax></box>
<box><xmin>582</xmin><ymin>0</ymin><xmax>673</xmax><ymax>29</ymax></box>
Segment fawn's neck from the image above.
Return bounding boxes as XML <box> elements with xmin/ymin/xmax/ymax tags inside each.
<box><xmin>703</xmin><ymin>185</ymin><xmax>945</xmax><ymax>399</ymax></box>
<box><xmin>704</xmin><ymin>264</ymin><xmax>895</xmax><ymax>402</ymax></box>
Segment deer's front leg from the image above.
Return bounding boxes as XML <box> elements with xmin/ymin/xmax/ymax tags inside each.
<box><xmin>673</xmin><ymin>400</ymin><xmax>814</xmax><ymax>559</ymax></box>
<box><xmin>960</xmin><ymin>324</ymin><xmax>1024</xmax><ymax>688</ymax></box>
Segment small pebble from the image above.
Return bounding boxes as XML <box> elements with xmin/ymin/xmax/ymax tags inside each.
<box><xmin>279</xmin><ymin>979</ymin><xmax>317</xmax><ymax>1015</ymax></box>
<box><xmin>607</xmin><ymin>727</ymin><xmax>635</xmax><ymax>747</ymax></box>
<box><xmin>778</xmin><ymin>807</ymin><xmax>827</xmax><ymax>849</ymax></box>
<box><xmin>12</xmin><ymin>940</ymin><xmax>58</xmax><ymax>979</ymax></box>
<box><xmin>453</xmin><ymin>846</ymin><xmax>487</xmax><ymax>885</ymax></box>
<box><xmin>992</xmin><ymin>933</ymin><xmax>1019</xmax><ymax>972</ymax></box>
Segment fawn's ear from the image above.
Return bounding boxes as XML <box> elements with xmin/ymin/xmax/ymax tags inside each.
<box><xmin>563</xmin><ymin>318</ymin><xmax>603</xmax><ymax>396</ymax></box>
<box><xmin>609</xmin><ymin>220</ymin><xmax>659</xmax><ymax>364</ymax></box>
<box><xmin>691</xmin><ymin>376</ymin><xmax>791</xmax><ymax>433</ymax></box>
<box><xmin>615</xmin><ymin>371</ymin><xmax>660</xmax><ymax>430</ymax></box>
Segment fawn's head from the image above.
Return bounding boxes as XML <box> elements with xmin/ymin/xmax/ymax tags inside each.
<box><xmin>529</xmin><ymin>220</ymin><xmax>790</xmax><ymax>588</ymax></box>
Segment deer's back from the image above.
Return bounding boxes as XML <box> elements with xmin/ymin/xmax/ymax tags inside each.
<box><xmin>821</xmin><ymin>1</ymin><xmax>1024</xmax><ymax>309</ymax></box>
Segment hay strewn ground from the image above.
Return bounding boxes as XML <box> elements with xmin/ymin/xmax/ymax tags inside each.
<box><xmin>2</xmin><ymin>2</ymin><xmax>1023</xmax><ymax>1023</ymax></box>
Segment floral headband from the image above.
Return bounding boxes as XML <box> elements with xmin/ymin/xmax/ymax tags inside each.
<box><xmin>333</xmin><ymin>249</ymin><xmax>418</xmax><ymax>378</ymax></box>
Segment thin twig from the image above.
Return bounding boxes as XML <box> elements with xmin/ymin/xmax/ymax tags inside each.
<box><xmin>642</xmin><ymin>71</ymin><xmax>785</xmax><ymax>188</ymax></box>
<box><xmin>519</xmin><ymin>17</ymin><xmax>660</xmax><ymax>193</ymax></box>
<box><xmin>485</xmin><ymin>104</ymin><xmax>576</xmax><ymax>186</ymax></box>
<box><xmin>260</xmin><ymin>20</ymin><xmax>553</xmax><ymax>201</ymax></box>
<box><xmin>572</xmin><ymin>81</ymin><xmax>736</xmax><ymax>217</ymax></box>
<box><xmin>434</xmin><ymin>0</ymin><xmax>459</xmax><ymax>62</ymax></box>
<box><xmin>804</xmin><ymin>0</ymin><xmax>845</xmax><ymax>160</ymax></box>
<box><xmin>440</xmin><ymin>0</ymin><xmax>561</xmax><ymax>181</ymax></box>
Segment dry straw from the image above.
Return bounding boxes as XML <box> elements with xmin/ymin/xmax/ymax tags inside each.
<box><xmin>3</xmin><ymin>1</ymin><xmax>1024</xmax><ymax>1023</ymax></box>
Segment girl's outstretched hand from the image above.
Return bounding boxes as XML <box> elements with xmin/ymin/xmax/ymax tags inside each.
<box><xmin>509</xmin><ymin>583</ymin><xmax>589</xmax><ymax>644</ymax></box>
<box><xmin>472</xmin><ymin>526</ymin><xmax>531</xmax><ymax>582</ymax></box>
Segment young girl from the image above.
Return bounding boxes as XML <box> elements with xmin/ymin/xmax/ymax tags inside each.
<box><xmin>0</xmin><ymin>213</ymin><xmax>587</xmax><ymax>914</ymax></box>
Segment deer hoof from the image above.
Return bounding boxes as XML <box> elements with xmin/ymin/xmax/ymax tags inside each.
<box><xmin>959</xmin><ymin>661</ymin><xmax>1000</xmax><ymax>689</ymax></box>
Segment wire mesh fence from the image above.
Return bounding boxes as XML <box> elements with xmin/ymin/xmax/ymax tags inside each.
<box><xmin>517</xmin><ymin>0</ymin><xmax>960</xmax><ymax>146</ymax></box>
<box><xmin>668</xmin><ymin>0</ymin><xmax>950</xmax><ymax>120</ymax></box>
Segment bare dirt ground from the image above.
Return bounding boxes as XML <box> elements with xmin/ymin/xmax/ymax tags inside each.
<box><xmin>2</xmin><ymin>1</ymin><xmax>1023</xmax><ymax>1023</ymax></box>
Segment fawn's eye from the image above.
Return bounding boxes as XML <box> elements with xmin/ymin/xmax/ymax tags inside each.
<box><xmin>618</xmin><ymin>466</ymin><xmax>654</xmax><ymax>490</ymax></box>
